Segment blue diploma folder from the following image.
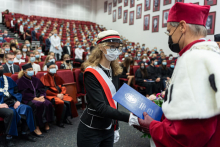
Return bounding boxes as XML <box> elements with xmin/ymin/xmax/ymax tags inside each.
<box><xmin>113</xmin><ymin>83</ymin><xmax>163</xmax><ymax>121</ymax></box>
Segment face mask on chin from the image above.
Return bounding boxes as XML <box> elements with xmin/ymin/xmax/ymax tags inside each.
<box><xmin>168</xmin><ymin>25</ymin><xmax>183</xmax><ymax>53</ymax></box>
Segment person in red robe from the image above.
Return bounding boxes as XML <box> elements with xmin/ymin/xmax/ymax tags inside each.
<box><xmin>134</xmin><ymin>3</ymin><xmax>220</xmax><ymax>147</ymax></box>
<box><xmin>40</xmin><ymin>62</ymin><xmax>78</xmax><ymax>127</ymax></box>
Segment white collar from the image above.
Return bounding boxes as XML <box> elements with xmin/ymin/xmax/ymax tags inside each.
<box><xmin>6</xmin><ymin>62</ymin><xmax>13</xmax><ymax>67</ymax></box>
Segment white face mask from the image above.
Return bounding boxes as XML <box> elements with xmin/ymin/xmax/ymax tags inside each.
<box><xmin>103</xmin><ymin>49</ymin><xmax>121</xmax><ymax>62</ymax></box>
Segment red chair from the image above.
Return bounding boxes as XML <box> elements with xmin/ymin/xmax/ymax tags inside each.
<box><xmin>56</xmin><ymin>70</ymin><xmax>77</xmax><ymax>103</ymax></box>
<box><xmin>39</xmin><ymin>62</ymin><xmax>44</xmax><ymax>70</ymax></box>
<box><xmin>19</xmin><ymin>62</ymin><xmax>27</xmax><ymax>70</ymax></box>
<box><xmin>55</xmin><ymin>61</ymin><xmax>62</xmax><ymax>69</ymax></box>
<box><xmin>132</xmin><ymin>65</ymin><xmax>146</xmax><ymax>91</ymax></box>
<box><xmin>71</xmin><ymin>49</ymin><xmax>81</xmax><ymax>66</ymax></box>
<box><xmin>4</xmin><ymin>38</ymin><xmax>13</xmax><ymax>42</ymax></box>
<box><xmin>35</xmin><ymin>71</ymin><xmax>47</xmax><ymax>79</ymax></box>
<box><xmin>41</xmin><ymin>56</ymin><xmax>47</xmax><ymax>61</ymax></box>
<box><xmin>74</xmin><ymin>69</ymin><xmax>86</xmax><ymax>109</ymax></box>
<box><xmin>11</xmin><ymin>73</ymin><xmax>18</xmax><ymax>82</ymax></box>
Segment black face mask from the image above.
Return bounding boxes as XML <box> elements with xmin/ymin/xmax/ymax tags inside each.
<box><xmin>11</xmin><ymin>43</ymin><xmax>16</xmax><ymax>47</ymax></box>
<box><xmin>66</xmin><ymin>60</ymin><xmax>70</xmax><ymax>63</ymax></box>
<box><xmin>0</xmin><ymin>70</ymin><xmax>3</xmax><ymax>77</ymax></box>
<box><xmin>0</xmin><ymin>54</ymin><xmax>4</xmax><ymax>58</ymax></box>
<box><xmin>168</xmin><ymin>25</ymin><xmax>183</xmax><ymax>53</ymax></box>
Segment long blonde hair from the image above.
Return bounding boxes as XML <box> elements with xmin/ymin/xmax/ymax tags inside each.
<box><xmin>43</xmin><ymin>55</ymin><xmax>52</xmax><ymax>70</ymax></box>
<box><xmin>0</xmin><ymin>48</ymin><xmax>6</xmax><ymax>63</ymax></box>
<box><xmin>33</xmin><ymin>50</ymin><xmax>41</xmax><ymax>62</ymax></box>
<box><xmin>63</xmin><ymin>54</ymin><xmax>73</xmax><ymax>69</ymax></box>
<box><xmin>83</xmin><ymin>42</ymin><xmax>122</xmax><ymax>76</ymax></box>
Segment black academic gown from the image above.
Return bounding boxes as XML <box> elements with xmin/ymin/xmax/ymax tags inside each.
<box><xmin>147</xmin><ymin>65</ymin><xmax>162</xmax><ymax>93</ymax></box>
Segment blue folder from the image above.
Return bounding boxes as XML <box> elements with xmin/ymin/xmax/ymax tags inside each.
<box><xmin>113</xmin><ymin>83</ymin><xmax>163</xmax><ymax>121</ymax></box>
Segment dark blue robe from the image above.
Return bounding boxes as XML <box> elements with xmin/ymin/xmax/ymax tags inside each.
<box><xmin>0</xmin><ymin>76</ymin><xmax>35</xmax><ymax>136</ymax></box>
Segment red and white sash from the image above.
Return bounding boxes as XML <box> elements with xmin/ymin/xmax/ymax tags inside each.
<box><xmin>85</xmin><ymin>66</ymin><xmax>117</xmax><ymax>109</ymax></box>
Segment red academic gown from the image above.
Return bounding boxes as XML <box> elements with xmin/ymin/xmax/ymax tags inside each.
<box><xmin>149</xmin><ymin>40</ymin><xmax>220</xmax><ymax>147</ymax></box>
<box><xmin>40</xmin><ymin>73</ymin><xmax>78</xmax><ymax>121</ymax></box>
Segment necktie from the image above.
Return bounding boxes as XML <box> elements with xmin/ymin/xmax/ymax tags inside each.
<box><xmin>10</xmin><ymin>66</ymin><xmax>13</xmax><ymax>74</ymax></box>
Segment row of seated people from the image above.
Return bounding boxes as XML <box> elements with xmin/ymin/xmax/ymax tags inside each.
<box><xmin>119</xmin><ymin>57</ymin><xmax>175</xmax><ymax>97</ymax></box>
<box><xmin>0</xmin><ymin>62</ymin><xmax>79</xmax><ymax>147</ymax></box>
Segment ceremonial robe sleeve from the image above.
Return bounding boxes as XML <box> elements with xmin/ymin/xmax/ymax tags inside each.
<box><xmin>46</xmin><ymin>88</ymin><xmax>58</xmax><ymax>96</ymax></box>
<box><xmin>149</xmin><ymin>117</ymin><xmax>217</xmax><ymax>147</ymax></box>
<box><xmin>84</xmin><ymin>72</ymin><xmax>130</xmax><ymax>122</ymax></box>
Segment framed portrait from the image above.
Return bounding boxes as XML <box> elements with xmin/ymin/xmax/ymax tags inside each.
<box><xmin>162</xmin><ymin>9</ymin><xmax>169</xmax><ymax>28</ymax></box>
<box><xmin>118</xmin><ymin>0</ymin><xmax>122</xmax><ymax>3</ymax></box>
<box><xmin>124</xmin><ymin>0</ymin><xmax>128</xmax><ymax>7</ymax></box>
<box><xmin>143</xmin><ymin>14</ymin><xmax>150</xmax><ymax>31</ymax></box>
<box><xmin>152</xmin><ymin>15</ymin><xmax>159</xmax><ymax>32</ymax></box>
<box><xmin>144</xmin><ymin>0</ymin><xmax>151</xmax><ymax>11</ymax></box>
<box><xmin>204</xmin><ymin>0</ymin><xmax>217</xmax><ymax>6</ymax></box>
<box><xmin>175</xmin><ymin>0</ymin><xmax>184</xmax><ymax>2</ymax></box>
<box><xmin>113</xmin><ymin>10</ymin><xmax>117</xmax><ymax>22</ymax></box>
<box><xmin>136</xmin><ymin>4</ymin><xmax>142</xmax><ymax>19</ymax></box>
<box><xmin>129</xmin><ymin>11</ymin><xmax>134</xmax><ymax>25</ymax></box>
<box><xmin>104</xmin><ymin>1</ymin><xmax>108</xmax><ymax>13</ymax></box>
<box><xmin>163</xmin><ymin>0</ymin><xmax>171</xmax><ymax>5</ymax></box>
<box><xmin>130</xmin><ymin>0</ymin><xmax>135</xmax><ymax>8</ymax></box>
<box><xmin>206</xmin><ymin>11</ymin><xmax>216</xmax><ymax>35</ymax></box>
<box><xmin>123</xmin><ymin>10</ymin><xmax>128</xmax><ymax>23</ymax></box>
<box><xmin>108</xmin><ymin>3</ymin><xmax>112</xmax><ymax>15</ymax></box>
<box><xmin>153</xmin><ymin>0</ymin><xmax>160</xmax><ymax>12</ymax></box>
<box><xmin>194</xmin><ymin>2</ymin><xmax>199</xmax><ymax>4</ymax></box>
<box><xmin>118</xmin><ymin>6</ymin><xmax>122</xmax><ymax>19</ymax></box>
<box><xmin>113</xmin><ymin>0</ymin><xmax>117</xmax><ymax>7</ymax></box>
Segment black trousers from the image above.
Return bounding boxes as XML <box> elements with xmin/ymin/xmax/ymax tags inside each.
<box><xmin>137</xmin><ymin>82</ymin><xmax>153</xmax><ymax>95</ymax></box>
<box><xmin>0</xmin><ymin>108</ymin><xmax>14</xmax><ymax>134</ymax></box>
<box><xmin>77</xmin><ymin>122</ymin><xmax>114</xmax><ymax>147</ymax></box>
<box><xmin>75</xmin><ymin>59</ymin><xmax>84</xmax><ymax>64</ymax></box>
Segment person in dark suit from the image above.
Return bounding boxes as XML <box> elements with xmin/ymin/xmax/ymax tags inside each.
<box><xmin>3</xmin><ymin>30</ymin><xmax>10</xmax><ymax>38</ymax></box>
<box><xmin>45</xmin><ymin>33</ymin><xmax>52</xmax><ymax>55</ymax></box>
<box><xmin>31</xmin><ymin>26</ymin><xmax>38</xmax><ymax>41</ymax></box>
<box><xmin>25</xmin><ymin>26</ymin><xmax>32</xmax><ymax>42</ymax></box>
<box><xmin>62</xmin><ymin>40</ymin><xmax>71</xmax><ymax>58</ymax></box>
<box><xmin>3</xmin><ymin>53</ymin><xmax>20</xmax><ymax>74</ymax></box>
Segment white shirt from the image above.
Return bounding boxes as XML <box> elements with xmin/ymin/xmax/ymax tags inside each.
<box><xmin>67</xmin><ymin>46</ymin><xmax>71</xmax><ymax>55</ymax></box>
<box><xmin>19</xmin><ymin>25</ymin><xmax>24</xmax><ymax>33</ymax></box>
<box><xmin>75</xmin><ymin>48</ymin><xmax>84</xmax><ymax>59</ymax></box>
<box><xmin>22</xmin><ymin>53</ymin><xmax>26</xmax><ymax>58</ymax></box>
<box><xmin>11</xmin><ymin>20</ymin><xmax>14</xmax><ymax>27</ymax></box>
<box><xmin>49</xmin><ymin>35</ymin><xmax>62</xmax><ymax>55</ymax></box>
<box><xmin>6</xmin><ymin>62</ymin><xmax>14</xmax><ymax>73</ymax></box>
<box><xmin>32</xmin><ymin>63</ymin><xmax>41</xmax><ymax>74</ymax></box>
<box><xmin>14</xmin><ymin>57</ymin><xmax>25</xmax><ymax>64</ymax></box>
<box><xmin>43</xmin><ymin>65</ymin><xmax>58</xmax><ymax>71</ymax></box>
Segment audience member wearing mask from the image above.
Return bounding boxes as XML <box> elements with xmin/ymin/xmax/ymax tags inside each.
<box><xmin>37</xmin><ymin>46</ymin><xmax>44</xmax><ymax>57</ymax></box>
<box><xmin>19</xmin><ymin>23</ymin><xmax>24</xmax><ymax>39</ymax></box>
<box><xmin>168</xmin><ymin>54</ymin><xmax>174</xmax><ymax>60</ymax></box>
<box><xmin>168</xmin><ymin>61</ymin><xmax>175</xmax><ymax>78</ymax></box>
<box><xmin>39</xmin><ymin>31</ymin><xmax>45</xmax><ymax>46</ymax></box>
<box><xmin>3</xmin><ymin>30</ymin><xmax>10</xmax><ymax>38</ymax></box>
<box><xmin>33</xmin><ymin>50</ymin><xmax>41</xmax><ymax>62</ymax></box>
<box><xmin>49</xmin><ymin>30</ymin><xmax>62</xmax><ymax>60</ymax></box>
<box><xmin>45</xmin><ymin>33</ymin><xmax>52</xmax><ymax>55</ymax></box>
<box><xmin>27</xmin><ymin>52</ymin><xmax>41</xmax><ymax>74</ymax></box>
<box><xmin>140</xmin><ymin>55</ymin><xmax>148</xmax><ymax>65</ymax></box>
<box><xmin>60</xmin><ymin>54</ymin><xmax>73</xmax><ymax>70</ymax></box>
<box><xmin>158</xmin><ymin>55</ymin><xmax>166</xmax><ymax>65</ymax></box>
<box><xmin>31</xmin><ymin>26</ymin><xmax>38</xmax><ymax>41</ymax></box>
<box><xmin>135</xmin><ymin>62</ymin><xmax>153</xmax><ymax>97</ymax></box>
<box><xmin>10</xmin><ymin>40</ymin><xmax>17</xmax><ymax>52</ymax></box>
<box><xmin>74</xmin><ymin>44</ymin><xmax>84</xmax><ymax>64</ymax></box>
<box><xmin>158</xmin><ymin>60</ymin><xmax>171</xmax><ymax>90</ymax></box>
<box><xmin>3</xmin><ymin>52</ymin><xmax>20</xmax><ymax>74</ymax></box>
<box><xmin>20</xmin><ymin>44</ymin><xmax>28</xmax><ymax>59</ymax></box>
<box><xmin>24</xmin><ymin>40</ymin><xmax>32</xmax><ymax>51</ymax></box>
<box><xmin>0</xmin><ymin>34</ymin><xmax>6</xmax><ymax>43</ymax></box>
<box><xmin>62</xmin><ymin>40</ymin><xmax>71</xmax><ymax>58</ymax></box>
<box><xmin>134</xmin><ymin>51</ymin><xmax>142</xmax><ymax>60</ymax></box>
<box><xmin>43</xmin><ymin>55</ymin><xmax>58</xmax><ymax>71</ymax></box>
<box><xmin>120</xmin><ymin>57</ymin><xmax>134</xmax><ymax>86</ymax></box>
<box><xmin>25</xmin><ymin>25</ymin><xmax>32</xmax><ymax>42</ymax></box>
<box><xmin>2</xmin><ymin>42</ymin><xmax>11</xmax><ymax>54</ymax></box>
<box><xmin>14</xmin><ymin>50</ymin><xmax>25</xmax><ymax>64</ymax></box>
<box><xmin>146</xmin><ymin>58</ymin><xmax>162</xmax><ymax>94</ymax></box>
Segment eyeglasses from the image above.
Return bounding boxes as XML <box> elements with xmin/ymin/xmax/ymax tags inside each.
<box><xmin>106</xmin><ymin>45</ymin><xmax>121</xmax><ymax>52</ymax></box>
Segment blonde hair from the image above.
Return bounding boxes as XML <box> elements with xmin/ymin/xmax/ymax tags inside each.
<box><xmin>83</xmin><ymin>42</ymin><xmax>122</xmax><ymax>76</ymax></box>
<box><xmin>33</xmin><ymin>50</ymin><xmax>41</xmax><ymax>62</ymax></box>
<box><xmin>63</xmin><ymin>54</ymin><xmax>73</xmax><ymax>69</ymax></box>
<box><xmin>43</xmin><ymin>55</ymin><xmax>52</xmax><ymax>70</ymax></box>
<box><xmin>18</xmin><ymin>70</ymin><xmax>25</xmax><ymax>79</ymax></box>
<box><xmin>0</xmin><ymin>48</ymin><xmax>6</xmax><ymax>63</ymax></box>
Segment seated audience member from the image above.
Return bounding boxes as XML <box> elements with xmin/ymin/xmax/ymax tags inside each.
<box><xmin>140</xmin><ymin>55</ymin><xmax>148</xmax><ymax>65</ymax></box>
<box><xmin>3</xmin><ymin>30</ymin><xmax>9</xmax><ymax>38</ymax></box>
<box><xmin>31</xmin><ymin>26</ymin><xmax>38</xmax><ymax>41</ymax></box>
<box><xmin>25</xmin><ymin>26</ymin><xmax>32</xmax><ymax>42</ymax></box>
<box><xmin>122</xmin><ymin>52</ymin><xmax>130</xmax><ymax>61</ymax></box>
<box><xmin>25</xmin><ymin>40</ymin><xmax>31</xmax><ymax>51</ymax></box>
<box><xmin>33</xmin><ymin>50</ymin><xmax>41</xmax><ymax>62</ymax></box>
<box><xmin>60</xmin><ymin>54</ymin><xmax>73</xmax><ymax>70</ymax></box>
<box><xmin>153</xmin><ymin>47</ymin><xmax>158</xmax><ymax>54</ymax></box>
<box><xmin>19</xmin><ymin>22</ymin><xmax>24</xmax><ymax>39</ymax></box>
<box><xmin>120</xmin><ymin>57</ymin><xmax>134</xmax><ymax>86</ymax></box>
<box><xmin>0</xmin><ymin>62</ymin><xmax>36</xmax><ymax>146</ymax></box>
<box><xmin>147</xmin><ymin>58</ymin><xmax>162</xmax><ymax>94</ymax></box>
<box><xmin>2</xmin><ymin>42</ymin><xmax>10</xmax><ymax>53</ymax></box>
<box><xmin>10</xmin><ymin>17</ymin><xmax>15</xmax><ymax>32</ymax></box>
<box><xmin>168</xmin><ymin>54</ymin><xmax>174</xmax><ymax>60</ymax></box>
<box><xmin>40</xmin><ymin>62</ymin><xmax>78</xmax><ymax>127</ymax></box>
<box><xmin>14</xmin><ymin>50</ymin><xmax>25</xmax><ymax>64</ymax></box>
<box><xmin>50</xmin><ymin>30</ymin><xmax>62</xmax><ymax>60</ymax></box>
<box><xmin>17</xmin><ymin>63</ymin><xmax>54</xmax><ymax>137</ymax></box>
<box><xmin>0</xmin><ymin>34</ymin><xmax>6</xmax><ymax>43</ymax></box>
<box><xmin>39</xmin><ymin>31</ymin><xmax>44</xmax><ymax>46</ymax></box>
<box><xmin>158</xmin><ymin>55</ymin><xmax>166</xmax><ymax>65</ymax></box>
<box><xmin>20</xmin><ymin>44</ymin><xmax>28</xmax><ymax>58</ymax></box>
<box><xmin>134</xmin><ymin>51</ymin><xmax>142</xmax><ymax>60</ymax></box>
<box><xmin>10</xmin><ymin>39</ymin><xmax>17</xmax><ymax>52</ymax></box>
<box><xmin>78</xmin><ymin>65</ymin><xmax>85</xmax><ymax>94</ymax></box>
<box><xmin>37</xmin><ymin>46</ymin><xmax>44</xmax><ymax>57</ymax></box>
<box><xmin>0</xmin><ymin>48</ymin><xmax>5</xmax><ymax>63</ymax></box>
<box><xmin>27</xmin><ymin>52</ymin><xmax>41</xmax><ymax>74</ymax></box>
<box><xmin>45</xmin><ymin>33</ymin><xmax>52</xmax><ymax>55</ymax></box>
<box><xmin>169</xmin><ymin>61</ymin><xmax>175</xmax><ymax>78</ymax></box>
<box><xmin>62</xmin><ymin>40</ymin><xmax>71</xmax><ymax>58</ymax></box>
<box><xmin>158</xmin><ymin>60</ymin><xmax>170</xmax><ymax>90</ymax></box>
<box><xmin>74</xmin><ymin>44</ymin><xmax>84</xmax><ymax>64</ymax></box>
<box><xmin>43</xmin><ymin>55</ymin><xmax>58</xmax><ymax>71</ymax></box>
<box><xmin>3</xmin><ymin>53</ymin><xmax>20</xmax><ymax>74</ymax></box>
<box><xmin>48</xmin><ymin>51</ymin><xmax>55</xmax><ymax>58</ymax></box>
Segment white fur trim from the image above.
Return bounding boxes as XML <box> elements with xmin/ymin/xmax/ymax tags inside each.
<box><xmin>163</xmin><ymin>41</ymin><xmax>220</xmax><ymax>120</ymax></box>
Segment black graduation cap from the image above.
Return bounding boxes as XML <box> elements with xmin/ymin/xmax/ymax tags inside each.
<box><xmin>150</xmin><ymin>58</ymin><xmax>156</xmax><ymax>62</ymax></box>
<box><xmin>22</xmin><ymin>63</ymin><xmax>32</xmax><ymax>70</ymax></box>
<box><xmin>214</xmin><ymin>34</ymin><xmax>220</xmax><ymax>42</ymax></box>
<box><xmin>46</xmin><ymin>62</ymin><xmax>56</xmax><ymax>68</ymax></box>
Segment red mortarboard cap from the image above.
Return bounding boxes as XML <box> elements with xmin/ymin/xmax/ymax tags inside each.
<box><xmin>167</xmin><ymin>2</ymin><xmax>210</xmax><ymax>27</ymax></box>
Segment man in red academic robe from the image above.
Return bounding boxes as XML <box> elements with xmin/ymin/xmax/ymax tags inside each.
<box><xmin>134</xmin><ymin>3</ymin><xmax>220</xmax><ymax>147</ymax></box>
<box><xmin>40</xmin><ymin>62</ymin><xmax>78</xmax><ymax>127</ymax></box>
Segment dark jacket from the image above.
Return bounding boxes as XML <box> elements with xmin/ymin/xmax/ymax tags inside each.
<box><xmin>3</xmin><ymin>64</ymin><xmax>20</xmax><ymax>74</ymax></box>
<box><xmin>168</xmin><ymin>67</ymin><xmax>174</xmax><ymax>78</ymax></box>
<box><xmin>2</xmin><ymin>34</ymin><xmax>10</xmax><ymax>38</ymax></box>
<box><xmin>62</xmin><ymin>46</ymin><xmax>71</xmax><ymax>56</ymax></box>
<box><xmin>31</xmin><ymin>30</ymin><xmax>37</xmax><ymax>41</ymax></box>
<box><xmin>158</xmin><ymin>66</ymin><xmax>170</xmax><ymax>80</ymax></box>
<box><xmin>45</xmin><ymin>38</ymin><xmax>51</xmax><ymax>51</ymax></box>
<box><xmin>39</xmin><ymin>35</ymin><xmax>44</xmax><ymax>45</ymax></box>
<box><xmin>119</xmin><ymin>64</ymin><xmax>128</xmax><ymax>79</ymax></box>
<box><xmin>80</xmin><ymin>65</ymin><xmax>130</xmax><ymax>130</ymax></box>
<box><xmin>146</xmin><ymin>65</ymin><xmax>161</xmax><ymax>80</ymax></box>
<box><xmin>135</xmin><ymin>68</ymin><xmax>150</xmax><ymax>84</ymax></box>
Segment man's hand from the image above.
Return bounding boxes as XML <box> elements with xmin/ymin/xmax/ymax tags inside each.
<box><xmin>39</xmin><ymin>96</ymin><xmax>45</xmax><ymax>102</ymax></box>
<box><xmin>57</xmin><ymin>94</ymin><xmax>63</xmax><ymax>99</ymax></box>
<box><xmin>14</xmin><ymin>101</ymin><xmax>20</xmax><ymax>109</ymax></box>
<box><xmin>156</xmin><ymin>78</ymin><xmax>160</xmax><ymax>82</ymax></box>
<box><xmin>0</xmin><ymin>103</ymin><xmax>9</xmax><ymax>108</ymax></box>
<box><xmin>167</xmin><ymin>77</ymin><xmax>170</xmax><ymax>80</ymax></box>
<box><xmin>144</xmin><ymin>80</ymin><xmax>147</xmax><ymax>82</ymax></box>
<box><xmin>126</xmin><ymin>73</ymin><xmax>130</xmax><ymax>75</ymax></box>
<box><xmin>138</xmin><ymin>112</ymin><xmax>154</xmax><ymax>134</ymax></box>
<box><xmin>55</xmin><ymin>46</ymin><xmax>58</xmax><ymax>50</ymax></box>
